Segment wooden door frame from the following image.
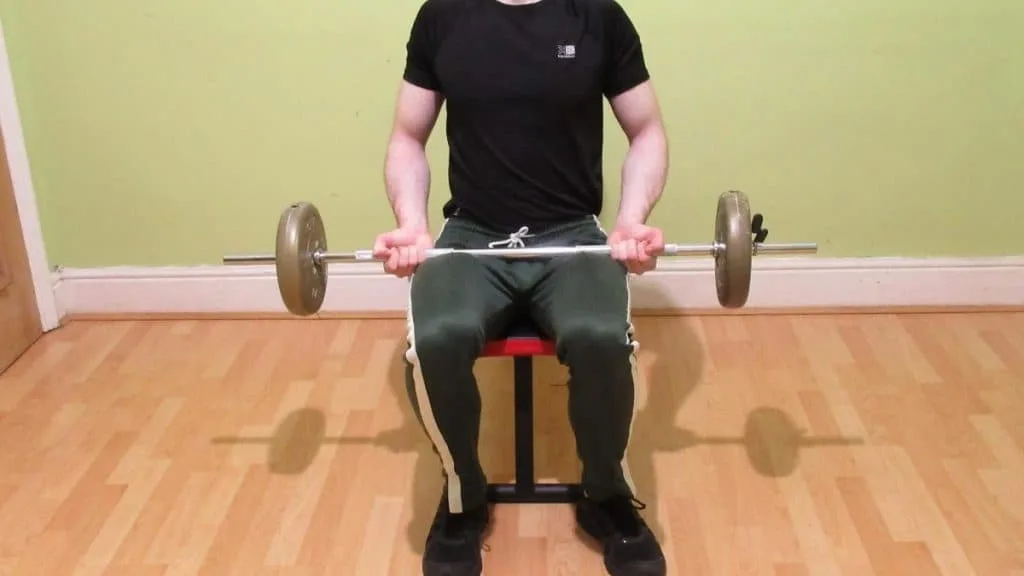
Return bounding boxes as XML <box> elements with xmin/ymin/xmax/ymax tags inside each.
<box><xmin>0</xmin><ymin>16</ymin><xmax>60</xmax><ymax>332</ymax></box>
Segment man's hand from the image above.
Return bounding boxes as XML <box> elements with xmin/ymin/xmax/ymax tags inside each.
<box><xmin>607</xmin><ymin>223</ymin><xmax>665</xmax><ymax>275</ymax></box>
<box><xmin>373</xmin><ymin>227</ymin><xmax>434</xmax><ymax>278</ymax></box>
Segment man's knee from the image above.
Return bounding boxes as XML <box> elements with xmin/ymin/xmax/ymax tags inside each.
<box><xmin>557</xmin><ymin>317</ymin><xmax>633</xmax><ymax>360</ymax></box>
<box><xmin>408</xmin><ymin>255</ymin><xmax>489</xmax><ymax>361</ymax></box>
<box><xmin>410</xmin><ymin>314</ymin><xmax>486</xmax><ymax>365</ymax></box>
<box><xmin>404</xmin><ymin>313</ymin><xmax>484</xmax><ymax>428</ymax></box>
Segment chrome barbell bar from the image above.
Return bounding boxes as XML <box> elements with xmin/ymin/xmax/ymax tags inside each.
<box><xmin>223</xmin><ymin>241</ymin><xmax>818</xmax><ymax>265</ymax></box>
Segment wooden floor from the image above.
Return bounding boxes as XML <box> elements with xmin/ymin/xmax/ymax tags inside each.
<box><xmin>0</xmin><ymin>313</ymin><xmax>1023</xmax><ymax>575</ymax></box>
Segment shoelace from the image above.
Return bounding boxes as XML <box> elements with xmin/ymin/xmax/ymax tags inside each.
<box><xmin>609</xmin><ymin>495</ymin><xmax>647</xmax><ymax>513</ymax></box>
<box><xmin>604</xmin><ymin>495</ymin><xmax>648</xmax><ymax>539</ymax></box>
<box><xmin>488</xmin><ymin>226</ymin><xmax>534</xmax><ymax>249</ymax></box>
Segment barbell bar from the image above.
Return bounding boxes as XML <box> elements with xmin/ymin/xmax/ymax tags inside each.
<box><xmin>222</xmin><ymin>190</ymin><xmax>819</xmax><ymax>316</ymax></box>
<box><xmin>226</xmin><ymin>241</ymin><xmax>818</xmax><ymax>265</ymax></box>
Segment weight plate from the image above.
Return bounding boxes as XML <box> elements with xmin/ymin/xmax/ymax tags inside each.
<box><xmin>714</xmin><ymin>190</ymin><xmax>753</xmax><ymax>308</ymax></box>
<box><xmin>275</xmin><ymin>202</ymin><xmax>328</xmax><ymax>316</ymax></box>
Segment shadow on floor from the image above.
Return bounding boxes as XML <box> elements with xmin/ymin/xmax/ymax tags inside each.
<box><xmin>210</xmin><ymin>297</ymin><xmax>865</xmax><ymax>554</ymax></box>
<box><xmin>210</xmin><ymin>342</ymin><xmax>439</xmax><ymax>554</ymax></box>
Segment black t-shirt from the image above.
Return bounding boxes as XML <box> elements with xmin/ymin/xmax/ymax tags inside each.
<box><xmin>402</xmin><ymin>0</ymin><xmax>650</xmax><ymax>233</ymax></box>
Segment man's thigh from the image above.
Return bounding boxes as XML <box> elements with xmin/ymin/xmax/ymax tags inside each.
<box><xmin>408</xmin><ymin>219</ymin><xmax>520</xmax><ymax>344</ymax></box>
<box><xmin>519</xmin><ymin>218</ymin><xmax>631</xmax><ymax>337</ymax></box>
<box><xmin>528</xmin><ymin>255</ymin><xmax>632</xmax><ymax>342</ymax></box>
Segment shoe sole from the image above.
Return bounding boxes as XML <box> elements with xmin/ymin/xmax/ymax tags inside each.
<box><xmin>575</xmin><ymin>506</ymin><xmax>667</xmax><ymax>576</ymax></box>
<box><xmin>422</xmin><ymin>558</ymin><xmax>482</xmax><ymax>576</ymax></box>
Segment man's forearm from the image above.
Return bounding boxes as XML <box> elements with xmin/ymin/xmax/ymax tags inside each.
<box><xmin>615</xmin><ymin>124</ymin><xmax>668</xmax><ymax>227</ymax></box>
<box><xmin>384</xmin><ymin>133</ymin><xmax>431</xmax><ymax>232</ymax></box>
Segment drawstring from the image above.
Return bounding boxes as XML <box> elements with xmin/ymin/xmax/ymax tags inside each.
<box><xmin>488</xmin><ymin>226</ymin><xmax>534</xmax><ymax>249</ymax></box>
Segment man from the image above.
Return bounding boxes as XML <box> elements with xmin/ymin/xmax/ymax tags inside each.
<box><xmin>374</xmin><ymin>0</ymin><xmax>669</xmax><ymax>574</ymax></box>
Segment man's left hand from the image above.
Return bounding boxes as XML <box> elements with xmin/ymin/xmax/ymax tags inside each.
<box><xmin>607</xmin><ymin>223</ymin><xmax>666</xmax><ymax>275</ymax></box>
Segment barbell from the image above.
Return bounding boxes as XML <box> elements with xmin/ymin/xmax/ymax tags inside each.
<box><xmin>223</xmin><ymin>190</ymin><xmax>818</xmax><ymax>316</ymax></box>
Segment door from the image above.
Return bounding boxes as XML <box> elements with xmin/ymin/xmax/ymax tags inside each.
<box><xmin>0</xmin><ymin>124</ymin><xmax>42</xmax><ymax>373</ymax></box>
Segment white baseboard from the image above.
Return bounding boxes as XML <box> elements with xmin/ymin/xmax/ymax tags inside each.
<box><xmin>51</xmin><ymin>256</ymin><xmax>1024</xmax><ymax>319</ymax></box>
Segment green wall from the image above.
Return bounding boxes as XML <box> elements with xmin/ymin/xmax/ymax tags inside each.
<box><xmin>2</xmin><ymin>0</ymin><xmax>1022</xmax><ymax>268</ymax></box>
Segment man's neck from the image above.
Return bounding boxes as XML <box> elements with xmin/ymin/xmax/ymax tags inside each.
<box><xmin>493</xmin><ymin>0</ymin><xmax>544</xmax><ymax>5</ymax></box>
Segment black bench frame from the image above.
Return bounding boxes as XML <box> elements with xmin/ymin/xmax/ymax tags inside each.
<box><xmin>484</xmin><ymin>322</ymin><xmax>583</xmax><ymax>504</ymax></box>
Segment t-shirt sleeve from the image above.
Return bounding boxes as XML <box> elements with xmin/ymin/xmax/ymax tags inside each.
<box><xmin>602</xmin><ymin>1</ymin><xmax>650</xmax><ymax>98</ymax></box>
<box><xmin>403</xmin><ymin>2</ymin><xmax>441</xmax><ymax>91</ymax></box>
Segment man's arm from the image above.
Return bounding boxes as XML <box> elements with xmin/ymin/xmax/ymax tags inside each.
<box><xmin>610</xmin><ymin>80</ymin><xmax>668</xmax><ymax>228</ymax></box>
<box><xmin>383</xmin><ymin>81</ymin><xmax>443</xmax><ymax>233</ymax></box>
<box><xmin>601</xmin><ymin>1</ymin><xmax>668</xmax><ymax>228</ymax></box>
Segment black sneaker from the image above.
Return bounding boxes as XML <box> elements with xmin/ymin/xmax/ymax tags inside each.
<box><xmin>575</xmin><ymin>494</ymin><xmax>667</xmax><ymax>576</ymax></box>
<box><xmin>422</xmin><ymin>495</ymin><xmax>490</xmax><ymax>576</ymax></box>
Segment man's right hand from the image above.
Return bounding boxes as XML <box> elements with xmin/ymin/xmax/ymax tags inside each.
<box><xmin>372</xmin><ymin>228</ymin><xmax>434</xmax><ymax>278</ymax></box>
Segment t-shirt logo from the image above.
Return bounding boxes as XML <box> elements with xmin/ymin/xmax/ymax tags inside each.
<box><xmin>556</xmin><ymin>44</ymin><xmax>576</xmax><ymax>59</ymax></box>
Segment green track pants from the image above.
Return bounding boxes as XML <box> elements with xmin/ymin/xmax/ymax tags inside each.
<box><xmin>404</xmin><ymin>214</ymin><xmax>639</xmax><ymax>513</ymax></box>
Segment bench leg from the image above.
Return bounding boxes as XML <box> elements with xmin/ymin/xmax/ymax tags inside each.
<box><xmin>486</xmin><ymin>355</ymin><xmax>582</xmax><ymax>504</ymax></box>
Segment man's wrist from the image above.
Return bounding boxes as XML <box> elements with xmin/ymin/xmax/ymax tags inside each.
<box><xmin>395</xmin><ymin>207</ymin><xmax>429</xmax><ymax>232</ymax></box>
<box><xmin>397</xmin><ymin>216</ymin><xmax>429</xmax><ymax>233</ymax></box>
<box><xmin>614</xmin><ymin>200</ymin><xmax>652</xmax><ymax>228</ymax></box>
<box><xmin>388</xmin><ymin>193</ymin><xmax>429</xmax><ymax>232</ymax></box>
<box><xmin>615</xmin><ymin>214</ymin><xmax>646</xmax><ymax>228</ymax></box>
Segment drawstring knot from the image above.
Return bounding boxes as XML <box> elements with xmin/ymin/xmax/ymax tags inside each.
<box><xmin>488</xmin><ymin>226</ymin><xmax>534</xmax><ymax>249</ymax></box>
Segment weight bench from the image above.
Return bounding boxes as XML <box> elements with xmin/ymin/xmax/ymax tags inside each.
<box><xmin>481</xmin><ymin>319</ymin><xmax>583</xmax><ymax>504</ymax></box>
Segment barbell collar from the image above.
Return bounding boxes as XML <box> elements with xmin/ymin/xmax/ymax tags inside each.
<box><xmin>752</xmin><ymin>242</ymin><xmax>818</xmax><ymax>255</ymax></box>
